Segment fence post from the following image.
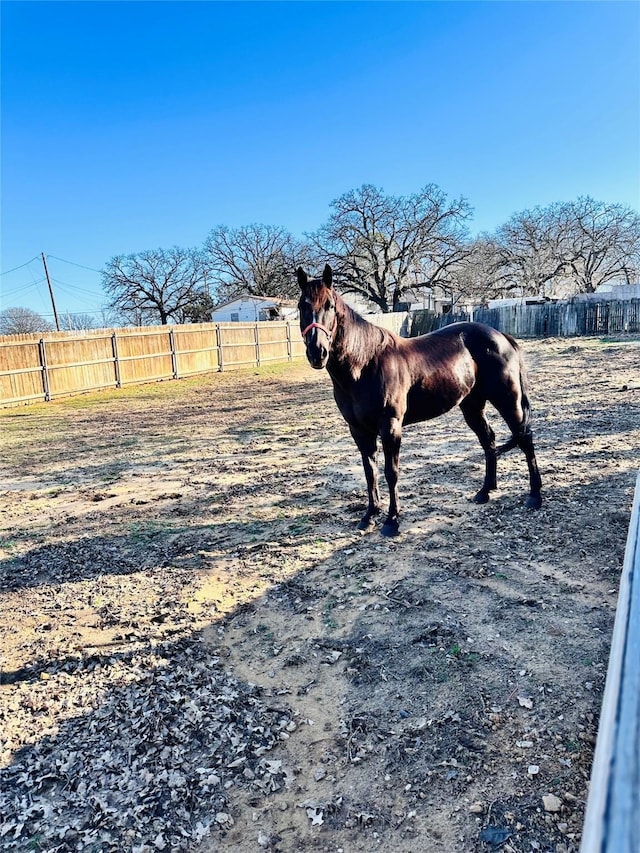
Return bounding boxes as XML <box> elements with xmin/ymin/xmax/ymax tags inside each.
<box><xmin>169</xmin><ymin>329</ymin><xmax>178</xmax><ymax>379</ymax></box>
<box><xmin>286</xmin><ymin>322</ymin><xmax>292</xmax><ymax>361</ymax></box>
<box><xmin>254</xmin><ymin>323</ymin><xmax>261</xmax><ymax>367</ymax></box>
<box><xmin>38</xmin><ymin>339</ymin><xmax>51</xmax><ymax>402</ymax></box>
<box><xmin>216</xmin><ymin>325</ymin><xmax>223</xmax><ymax>372</ymax></box>
<box><xmin>111</xmin><ymin>332</ymin><xmax>121</xmax><ymax>388</ymax></box>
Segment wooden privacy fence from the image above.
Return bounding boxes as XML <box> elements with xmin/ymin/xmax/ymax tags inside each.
<box><xmin>471</xmin><ymin>298</ymin><xmax>640</xmax><ymax>338</ymax></box>
<box><xmin>0</xmin><ymin>321</ymin><xmax>306</xmax><ymax>407</ymax></box>
<box><xmin>410</xmin><ymin>310</ymin><xmax>471</xmax><ymax>336</ymax></box>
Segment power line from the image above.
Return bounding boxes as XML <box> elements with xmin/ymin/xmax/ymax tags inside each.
<box><xmin>0</xmin><ymin>256</ymin><xmax>40</xmax><ymax>276</ymax></box>
<box><xmin>51</xmin><ymin>280</ymin><xmax>105</xmax><ymax>316</ymax></box>
<box><xmin>51</xmin><ymin>276</ymin><xmax>104</xmax><ymax>297</ymax></box>
<box><xmin>1</xmin><ymin>278</ymin><xmax>47</xmax><ymax>298</ymax></box>
<box><xmin>1</xmin><ymin>254</ymin><xmax>105</xmax><ymax>313</ymax></box>
<box><xmin>38</xmin><ymin>309</ymin><xmax>107</xmax><ymax>319</ymax></box>
<box><xmin>47</xmin><ymin>255</ymin><xmax>103</xmax><ymax>274</ymax></box>
<box><xmin>1</xmin><ymin>254</ymin><xmax>103</xmax><ymax>280</ymax></box>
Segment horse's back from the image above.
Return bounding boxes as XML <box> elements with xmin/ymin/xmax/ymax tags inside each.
<box><xmin>427</xmin><ymin>321</ymin><xmax>515</xmax><ymax>350</ymax></box>
<box><xmin>425</xmin><ymin>322</ymin><xmax>521</xmax><ymax>368</ymax></box>
<box><xmin>409</xmin><ymin>321</ymin><xmax>524</xmax><ymax>403</ymax></box>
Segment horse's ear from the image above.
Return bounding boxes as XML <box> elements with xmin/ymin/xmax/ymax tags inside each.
<box><xmin>322</xmin><ymin>264</ymin><xmax>333</xmax><ymax>288</ymax></box>
<box><xmin>297</xmin><ymin>267</ymin><xmax>308</xmax><ymax>289</ymax></box>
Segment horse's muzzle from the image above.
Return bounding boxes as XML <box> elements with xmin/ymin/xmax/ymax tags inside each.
<box><xmin>306</xmin><ymin>345</ymin><xmax>329</xmax><ymax>369</ymax></box>
<box><xmin>303</xmin><ymin>328</ymin><xmax>330</xmax><ymax>369</ymax></box>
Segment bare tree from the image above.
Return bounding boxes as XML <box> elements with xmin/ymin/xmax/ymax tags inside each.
<box><xmin>493</xmin><ymin>204</ymin><xmax>575</xmax><ymax>299</ymax></box>
<box><xmin>489</xmin><ymin>198</ymin><xmax>640</xmax><ymax>299</ymax></box>
<box><xmin>176</xmin><ymin>292</ymin><xmax>215</xmax><ymax>324</ymax></box>
<box><xmin>204</xmin><ymin>224</ymin><xmax>308</xmax><ymax>301</ymax></box>
<box><xmin>308</xmin><ymin>184</ymin><xmax>473</xmax><ymax>312</ymax></box>
<box><xmin>442</xmin><ymin>236</ymin><xmax>524</xmax><ymax>306</ymax></box>
<box><xmin>563</xmin><ymin>197</ymin><xmax>640</xmax><ymax>293</ymax></box>
<box><xmin>102</xmin><ymin>247</ymin><xmax>209</xmax><ymax>325</ymax></box>
<box><xmin>0</xmin><ymin>307</ymin><xmax>53</xmax><ymax>335</ymax></box>
<box><xmin>98</xmin><ymin>308</ymin><xmax>125</xmax><ymax>329</ymax></box>
<box><xmin>61</xmin><ymin>313</ymin><xmax>99</xmax><ymax>331</ymax></box>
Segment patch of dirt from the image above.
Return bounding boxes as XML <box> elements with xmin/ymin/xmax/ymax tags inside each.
<box><xmin>1</xmin><ymin>338</ymin><xmax>639</xmax><ymax>852</ymax></box>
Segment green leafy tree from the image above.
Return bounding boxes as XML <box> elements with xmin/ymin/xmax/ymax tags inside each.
<box><xmin>177</xmin><ymin>292</ymin><xmax>215</xmax><ymax>323</ymax></box>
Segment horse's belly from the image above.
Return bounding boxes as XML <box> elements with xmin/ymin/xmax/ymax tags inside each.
<box><xmin>405</xmin><ymin>378</ymin><xmax>471</xmax><ymax>424</ymax></box>
<box><xmin>404</xmin><ymin>393</ymin><xmax>457</xmax><ymax>424</ymax></box>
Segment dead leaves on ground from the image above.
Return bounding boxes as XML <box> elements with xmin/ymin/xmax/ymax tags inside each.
<box><xmin>0</xmin><ymin>639</ymin><xmax>294</xmax><ymax>851</ymax></box>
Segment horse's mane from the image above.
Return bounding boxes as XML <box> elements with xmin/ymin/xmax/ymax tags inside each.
<box><xmin>333</xmin><ymin>293</ymin><xmax>397</xmax><ymax>372</ymax></box>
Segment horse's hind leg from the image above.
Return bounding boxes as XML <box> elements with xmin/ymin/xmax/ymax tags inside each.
<box><xmin>460</xmin><ymin>397</ymin><xmax>497</xmax><ymax>504</ymax></box>
<box><xmin>515</xmin><ymin>428</ymin><xmax>542</xmax><ymax>509</ymax></box>
<box><xmin>492</xmin><ymin>391</ymin><xmax>542</xmax><ymax>509</ymax></box>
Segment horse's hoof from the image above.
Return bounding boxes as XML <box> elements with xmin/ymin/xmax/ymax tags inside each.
<box><xmin>472</xmin><ymin>490</ymin><xmax>490</xmax><ymax>504</ymax></box>
<box><xmin>381</xmin><ymin>521</ymin><xmax>400</xmax><ymax>537</ymax></box>
<box><xmin>526</xmin><ymin>494</ymin><xmax>542</xmax><ymax>510</ymax></box>
<box><xmin>357</xmin><ymin>517</ymin><xmax>376</xmax><ymax>531</ymax></box>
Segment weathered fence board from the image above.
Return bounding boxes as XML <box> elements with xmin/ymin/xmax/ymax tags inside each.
<box><xmin>410</xmin><ymin>310</ymin><xmax>471</xmax><ymax>336</ymax></box>
<box><xmin>115</xmin><ymin>329</ymin><xmax>175</xmax><ymax>386</ymax></box>
<box><xmin>0</xmin><ymin>339</ymin><xmax>45</xmax><ymax>404</ymax></box>
<box><xmin>43</xmin><ymin>334</ymin><xmax>117</xmax><ymax>398</ymax></box>
<box><xmin>366</xmin><ymin>311</ymin><xmax>411</xmax><ymax>336</ymax></box>
<box><xmin>469</xmin><ymin>299</ymin><xmax>640</xmax><ymax>338</ymax></box>
<box><xmin>581</xmin><ymin>471</ymin><xmax>640</xmax><ymax>852</ymax></box>
<box><xmin>0</xmin><ymin>321</ymin><xmax>305</xmax><ymax>407</ymax></box>
<box><xmin>172</xmin><ymin>327</ymin><xmax>220</xmax><ymax>377</ymax></box>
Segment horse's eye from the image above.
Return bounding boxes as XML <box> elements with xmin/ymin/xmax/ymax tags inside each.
<box><xmin>325</xmin><ymin>300</ymin><xmax>334</xmax><ymax>312</ymax></box>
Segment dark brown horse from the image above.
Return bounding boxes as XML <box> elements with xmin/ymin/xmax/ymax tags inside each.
<box><xmin>297</xmin><ymin>264</ymin><xmax>542</xmax><ymax>536</ymax></box>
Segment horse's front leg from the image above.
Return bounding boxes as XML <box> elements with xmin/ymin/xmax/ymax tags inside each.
<box><xmin>380</xmin><ymin>417</ymin><xmax>403</xmax><ymax>537</ymax></box>
<box><xmin>349</xmin><ymin>425</ymin><xmax>381</xmax><ymax>529</ymax></box>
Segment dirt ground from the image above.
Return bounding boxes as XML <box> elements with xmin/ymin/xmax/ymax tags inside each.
<box><xmin>1</xmin><ymin>336</ymin><xmax>639</xmax><ymax>853</ymax></box>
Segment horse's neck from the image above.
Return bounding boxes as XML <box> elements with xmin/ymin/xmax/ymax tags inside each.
<box><xmin>330</xmin><ymin>295</ymin><xmax>386</xmax><ymax>379</ymax></box>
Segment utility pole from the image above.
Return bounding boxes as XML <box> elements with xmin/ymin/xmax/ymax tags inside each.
<box><xmin>41</xmin><ymin>252</ymin><xmax>61</xmax><ymax>331</ymax></box>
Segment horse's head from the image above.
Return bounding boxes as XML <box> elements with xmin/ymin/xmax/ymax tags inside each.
<box><xmin>297</xmin><ymin>263</ymin><xmax>337</xmax><ymax>369</ymax></box>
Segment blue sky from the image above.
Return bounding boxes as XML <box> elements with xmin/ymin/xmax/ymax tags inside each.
<box><xmin>2</xmin><ymin>0</ymin><xmax>639</xmax><ymax>322</ymax></box>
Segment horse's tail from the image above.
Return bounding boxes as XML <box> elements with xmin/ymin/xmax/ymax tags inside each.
<box><xmin>495</xmin><ymin>334</ymin><xmax>532</xmax><ymax>457</ymax></box>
